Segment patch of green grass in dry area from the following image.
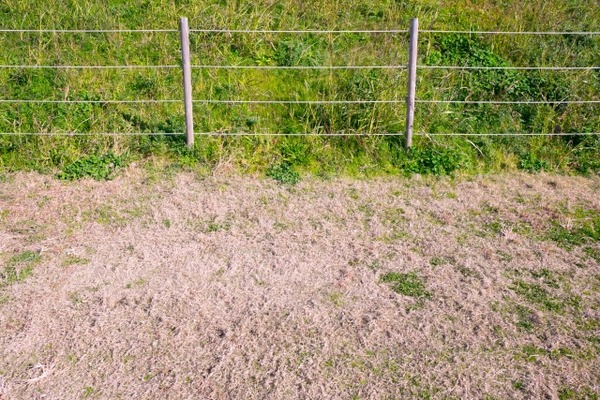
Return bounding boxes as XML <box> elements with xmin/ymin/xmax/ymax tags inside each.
<box><xmin>583</xmin><ymin>246</ymin><xmax>600</xmax><ymax>263</ymax></box>
<box><xmin>125</xmin><ymin>278</ymin><xmax>148</xmax><ymax>289</ymax></box>
<box><xmin>1</xmin><ymin>250</ymin><xmax>41</xmax><ymax>287</ymax></box>
<box><xmin>558</xmin><ymin>386</ymin><xmax>599</xmax><ymax>400</ymax></box>
<box><xmin>266</xmin><ymin>163</ymin><xmax>301</xmax><ymax>185</ymax></box>
<box><xmin>57</xmin><ymin>152</ymin><xmax>126</xmax><ymax>181</ymax></box>
<box><xmin>380</xmin><ymin>272</ymin><xmax>431</xmax><ymax>298</ymax></box>
<box><xmin>9</xmin><ymin>220</ymin><xmax>47</xmax><ymax>243</ymax></box>
<box><xmin>530</xmin><ymin>268</ymin><xmax>560</xmax><ymax>289</ymax></box>
<box><xmin>548</xmin><ymin>207</ymin><xmax>600</xmax><ymax>250</ymax></box>
<box><xmin>456</xmin><ymin>265</ymin><xmax>482</xmax><ymax>279</ymax></box>
<box><xmin>509</xmin><ymin>279</ymin><xmax>581</xmax><ymax>314</ymax></box>
<box><xmin>514</xmin><ymin>345</ymin><xmax>574</xmax><ymax>362</ymax></box>
<box><xmin>327</xmin><ymin>291</ymin><xmax>344</xmax><ymax>307</ymax></box>
<box><xmin>430</xmin><ymin>256</ymin><xmax>454</xmax><ymax>267</ymax></box>
<box><xmin>82</xmin><ymin>386</ymin><xmax>97</xmax><ymax>399</ymax></box>
<box><xmin>514</xmin><ymin>304</ymin><xmax>538</xmax><ymax>332</ymax></box>
<box><xmin>62</xmin><ymin>255</ymin><xmax>90</xmax><ymax>267</ymax></box>
<box><xmin>82</xmin><ymin>202</ymin><xmax>147</xmax><ymax>226</ymax></box>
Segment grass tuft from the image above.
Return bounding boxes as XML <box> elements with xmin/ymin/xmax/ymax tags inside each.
<box><xmin>266</xmin><ymin>162</ymin><xmax>301</xmax><ymax>185</ymax></box>
<box><xmin>510</xmin><ymin>280</ymin><xmax>563</xmax><ymax>312</ymax></box>
<box><xmin>57</xmin><ymin>152</ymin><xmax>126</xmax><ymax>181</ymax></box>
<box><xmin>1</xmin><ymin>250</ymin><xmax>41</xmax><ymax>287</ymax></box>
<box><xmin>380</xmin><ymin>272</ymin><xmax>431</xmax><ymax>298</ymax></box>
<box><xmin>548</xmin><ymin>208</ymin><xmax>600</xmax><ymax>249</ymax></box>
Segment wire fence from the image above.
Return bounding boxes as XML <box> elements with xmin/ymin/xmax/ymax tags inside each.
<box><xmin>0</xmin><ymin>18</ymin><xmax>599</xmax><ymax>145</ymax></box>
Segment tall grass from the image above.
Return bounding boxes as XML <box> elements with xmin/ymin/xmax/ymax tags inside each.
<box><xmin>0</xmin><ymin>0</ymin><xmax>599</xmax><ymax>176</ymax></box>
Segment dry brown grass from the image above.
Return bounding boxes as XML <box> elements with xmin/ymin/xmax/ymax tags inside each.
<box><xmin>0</xmin><ymin>170</ymin><xmax>599</xmax><ymax>399</ymax></box>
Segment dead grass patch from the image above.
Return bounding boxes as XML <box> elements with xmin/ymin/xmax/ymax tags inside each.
<box><xmin>0</xmin><ymin>171</ymin><xmax>598</xmax><ymax>399</ymax></box>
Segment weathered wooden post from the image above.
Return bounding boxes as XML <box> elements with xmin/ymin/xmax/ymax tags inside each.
<box><xmin>179</xmin><ymin>17</ymin><xmax>194</xmax><ymax>148</ymax></box>
<box><xmin>405</xmin><ymin>18</ymin><xmax>419</xmax><ymax>148</ymax></box>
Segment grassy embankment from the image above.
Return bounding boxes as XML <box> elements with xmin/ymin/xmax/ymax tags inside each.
<box><xmin>0</xmin><ymin>0</ymin><xmax>599</xmax><ymax>179</ymax></box>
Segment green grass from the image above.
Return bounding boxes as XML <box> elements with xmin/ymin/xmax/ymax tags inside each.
<box><xmin>514</xmin><ymin>304</ymin><xmax>536</xmax><ymax>332</ymax></box>
<box><xmin>548</xmin><ymin>207</ymin><xmax>600</xmax><ymax>249</ymax></box>
<box><xmin>1</xmin><ymin>250</ymin><xmax>41</xmax><ymax>287</ymax></box>
<box><xmin>429</xmin><ymin>256</ymin><xmax>452</xmax><ymax>267</ymax></box>
<box><xmin>57</xmin><ymin>152</ymin><xmax>126</xmax><ymax>180</ymax></box>
<box><xmin>515</xmin><ymin>345</ymin><xmax>574</xmax><ymax>362</ymax></box>
<box><xmin>583</xmin><ymin>246</ymin><xmax>600</xmax><ymax>263</ymax></box>
<box><xmin>0</xmin><ymin>0</ymin><xmax>599</xmax><ymax>178</ymax></box>
<box><xmin>509</xmin><ymin>274</ymin><xmax>582</xmax><ymax>314</ymax></box>
<box><xmin>510</xmin><ymin>280</ymin><xmax>563</xmax><ymax>312</ymax></box>
<box><xmin>380</xmin><ymin>272</ymin><xmax>430</xmax><ymax>298</ymax></box>
<box><xmin>266</xmin><ymin>162</ymin><xmax>301</xmax><ymax>185</ymax></box>
<box><xmin>62</xmin><ymin>255</ymin><xmax>90</xmax><ymax>267</ymax></box>
<box><xmin>558</xmin><ymin>386</ymin><xmax>599</xmax><ymax>400</ymax></box>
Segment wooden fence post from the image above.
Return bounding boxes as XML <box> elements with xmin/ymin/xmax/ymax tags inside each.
<box><xmin>179</xmin><ymin>17</ymin><xmax>194</xmax><ymax>148</ymax></box>
<box><xmin>405</xmin><ymin>18</ymin><xmax>419</xmax><ymax>148</ymax></box>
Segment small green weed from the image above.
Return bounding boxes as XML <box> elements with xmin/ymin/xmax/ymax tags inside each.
<box><xmin>583</xmin><ymin>246</ymin><xmax>600</xmax><ymax>263</ymax></box>
<box><xmin>496</xmin><ymin>250</ymin><xmax>513</xmax><ymax>262</ymax></box>
<box><xmin>266</xmin><ymin>162</ymin><xmax>300</xmax><ymax>185</ymax></box>
<box><xmin>518</xmin><ymin>153</ymin><xmax>548</xmax><ymax>173</ymax></box>
<box><xmin>515</xmin><ymin>345</ymin><xmax>573</xmax><ymax>362</ymax></box>
<box><xmin>83</xmin><ymin>205</ymin><xmax>124</xmax><ymax>226</ymax></box>
<box><xmin>558</xmin><ymin>386</ymin><xmax>598</xmax><ymax>400</ymax></box>
<box><xmin>69</xmin><ymin>291</ymin><xmax>83</xmax><ymax>305</ymax></box>
<box><xmin>125</xmin><ymin>278</ymin><xmax>148</xmax><ymax>289</ymax></box>
<box><xmin>457</xmin><ymin>265</ymin><xmax>481</xmax><ymax>279</ymax></box>
<box><xmin>62</xmin><ymin>255</ymin><xmax>90</xmax><ymax>267</ymax></box>
<box><xmin>382</xmin><ymin>207</ymin><xmax>405</xmax><ymax>225</ymax></box>
<box><xmin>142</xmin><ymin>373</ymin><xmax>153</xmax><ymax>382</ymax></box>
<box><xmin>399</xmin><ymin>146</ymin><xmax>468</xmax><ymax>176</ymax></box>
<box><xmin>515</xmin><ymin>304</ymin><xmax>536</xmax><ymax>332</ymax></box>
<box><xmin>380</xmin><ymin>272</ymin><xmax>431</xmax><ymax>298</ymax></box>
<box><xmin>430</xmin><ymin>256</ymin><xmax>452</xmax><ymax>267</ymax></box>
<box><xmin>8</xmin><ymin>250</ymin><xmax>41</xmax><ymax>265</ymax></box>
<box><xmin>57</xmin><ymin>152</ymin><xmax>126</xmax><ymax>181</ymax></box>
<box><xmin>548</xmin><ymin>207</ymin><xmax>600</xmax><ymax>249</ymax></box>
<box><xmin>530</xmin><ymin>268</ymin><xmax>560</xmax><ymax>288</ymax></box>
<box><xmin>204</xmin><ymin>216</ymin><xmax>230</xmax><ymax>233</ymax></box>
<box><xmin>328</xmin><ymin>291</ymin><xmax>344</xmax><ymax>307</ymax></box>
<box><xmin>1</xmin><ymin>250</ymin><xmax>41</xmax><ymax>286</ymax></box>
<box><xmin>83</xmin><ymin>386</ymin><xmax>96</xmax><ymax>398</ymax></box>
<box><xmin>510</xmin><ymin>280</ymin><xmax>563</xmax><ymax>312</ymax></box>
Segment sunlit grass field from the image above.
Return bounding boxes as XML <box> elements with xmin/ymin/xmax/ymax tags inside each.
<box><xmin>0</xmin><ymin>0</ymin><xmax>599</xmax><ymax>177</ymax></box>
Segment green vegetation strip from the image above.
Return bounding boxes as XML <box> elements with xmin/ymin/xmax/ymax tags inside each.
<box><xmin>0</xmin><ymin>1</ymin><xmax>599</xmax><ymax>178</ymax></box>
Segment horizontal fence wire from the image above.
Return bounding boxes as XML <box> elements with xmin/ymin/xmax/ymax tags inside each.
<box><xmin>419</xmin><ymin>65</ymin><xmax>600</xmax><ymax>70</ymax></box>
<box><xmin>421</xmin><ymin>132</ymin><xmax>600</xmax><ymax>136</ymax></box>
<box><xmin>0</xmin><ymin>132</ymin><xmax>185</xmax><ymax>136</ymax></box>
<box><xmin>0</xmin><ymin>99</ymin><xmax>598</xmax><ymax>105</ymax></box>
<box><xmin>0</xmin><ymin>65</ymin><xmax>179</xmax><ymax>69</ymax></box>
<box><xmin>0</xmin><ymin>29</ymin><xmax>178</xmax><ymax>33</ymax></box>
<box><xmin>1</xmin><ymin>65</ymin><xmax>595</xmax><ymax>70</ymax></box>
<box><xmin>1</xmin><ymin>28</ymin><xmax>599</xmax><ymax>35</ymax></box>
<box><xmin>190</xmin><ymin>29</ymin><xmax>408</xmax><ymax>34</ymax></box>
<box><xmin>192</xmin><ymin>100</ymin><xmax>405</xmax><ymax>104</ymax></box>
<box><xmin>1</xmin><ymin>99</ymin><xmax>598</xmax><ymax>105</ymax></box>
<box><xmin>420</xmin><ymin>30</ymin><xmax>600</xmax><ymax>35</ymax></box>
<box><xmin>196</xmin><ymin>132</ymin><xmax>600</xmax><ymax>137</ymax></box>
<box><xmin>190</xmin><ymin>65</ymin><xmax>407</xmax><ymax>70</ymax></box>
<box><xmin>0</xmin><ymin>99</ymin><xmax>180</xmax><ymax>104</ymax></box>
<box><xmin>0</xmin><ymin>65</ymin><xmax>405</xmax><ymax>70</ymax></box>
<box><xmin>416</xmin><ymin>100</ymin><xmax>600</xmax><ymax>104</ymax></box>
<box><xmin>2</xmin><ymin>132</ymin><xmax>600</xmax><ymax>137</ymax></box>
<box><xmin>189</xmin><ymin>29</ymin><xmax>600</xmax><ymax>35</ymax></box>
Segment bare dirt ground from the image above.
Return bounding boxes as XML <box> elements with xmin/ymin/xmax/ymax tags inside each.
<box><xmin>0</xmin><ymin>169</ymin><xmax>599</xmax><ymax>399</ymax></box>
